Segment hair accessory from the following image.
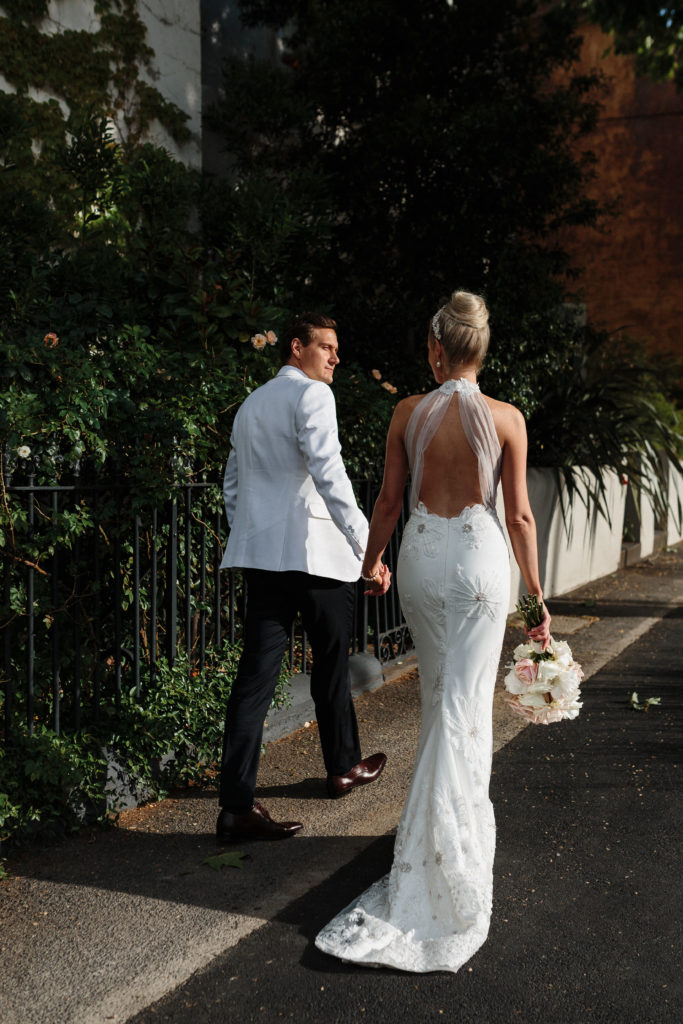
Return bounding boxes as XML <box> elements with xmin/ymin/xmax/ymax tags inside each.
<box><xmin>431</xmin><ymin>308</ymin><xmax>443</xmax><ymax>340</ymax></box>
<box><xmin>436</xmin><ymin>360</ymin><xmax>441</xmax><ymax>367</ymax></box>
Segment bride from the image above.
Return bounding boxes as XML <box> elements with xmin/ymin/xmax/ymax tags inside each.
<box><xmin>315</xmin><ymin>290</ymin><xmax>551</xmax><ymax>973</ymax></box>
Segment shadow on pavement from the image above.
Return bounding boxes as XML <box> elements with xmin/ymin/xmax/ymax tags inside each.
<box><xmin>256</xmin><ymin>777</ymin><xmax>327</xmax><ymax>800</ymax></box>
<box><xmin>547</xmin><ymin>598</ymin><xmax>683</xmax><ymax>618</ymax></box>
<box><xmin>3</xmin><ymin>829</ymin><xmax>396</xmax><ymax>919</ymax></box>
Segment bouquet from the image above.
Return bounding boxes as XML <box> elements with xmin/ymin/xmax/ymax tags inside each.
<box><xmin>504</xmin><ymin>595</ymin><xmax>583</xmax><ymax>725</ymax></box>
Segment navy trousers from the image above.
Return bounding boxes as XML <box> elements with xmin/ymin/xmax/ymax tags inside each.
<box><xmin>219</xmin><ymin>569</ymin><xmax>362</xmax><ymax>811</ymax></box>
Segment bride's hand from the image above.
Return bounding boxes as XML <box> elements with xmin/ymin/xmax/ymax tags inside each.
<box><xmin>526</xmin><ymin>603</ymin><xmax>551</xmax><ymax>651</ymax></box>
<box><xmin>363</xmin><ymin>563</ymin><xmax>392</xmax><ymax>597</ymax></box>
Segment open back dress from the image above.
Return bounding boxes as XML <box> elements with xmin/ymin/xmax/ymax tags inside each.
<box><xmin>315</xmin><ymin>378</ymin><xmax>511</xmax><ymax>973</ymax></box>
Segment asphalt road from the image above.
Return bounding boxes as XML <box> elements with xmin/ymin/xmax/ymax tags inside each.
<box><xmin>127</xmin><ymin>614</ymin><xmax>682</xmax><ymax>1024</ymax></box>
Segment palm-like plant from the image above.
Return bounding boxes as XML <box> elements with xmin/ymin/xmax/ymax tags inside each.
<box><xmin>527</xmin><ymin>326</ymin><xmax>682</xmax><ymax>529</ymax></box>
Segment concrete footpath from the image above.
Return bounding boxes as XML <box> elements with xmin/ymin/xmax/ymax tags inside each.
<box><xmin>0</xmin><ymin>547</ymin><xmax>681</xmax><ymax>1024</ymax></box>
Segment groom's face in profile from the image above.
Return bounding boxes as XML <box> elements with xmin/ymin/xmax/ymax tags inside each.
<box><xmin>291</xmin><ymin>328</ymin><xmax>340</xmax><ymax>384</ymax></box>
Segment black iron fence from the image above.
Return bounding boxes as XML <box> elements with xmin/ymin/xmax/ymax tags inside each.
<box><xmin>1</xmin><ymin>470</ymin><xmax>413</xmax><ymax>741</ymax></box>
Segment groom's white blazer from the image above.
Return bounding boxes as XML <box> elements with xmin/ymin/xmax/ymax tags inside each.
<box><xmin>220</xmin><ymin>365</ymin><xmax>369</xmax><ymax>582</ymax></box>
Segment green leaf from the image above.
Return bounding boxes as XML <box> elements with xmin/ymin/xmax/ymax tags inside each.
<box><xmin>629</xmin><ymin>691</ymin><xmax>662</xmax><ymax>711</ymax></box>
<box><xmin>203</xmin><ymin>851</ymin><xmax>247</xmax><ymax>871</ymax></box>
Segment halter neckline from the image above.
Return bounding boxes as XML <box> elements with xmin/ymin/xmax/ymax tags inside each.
<box><xmin>438</xmin><ymin>378</ymin><xmax>480</xmax><ymax>396</ymax></box>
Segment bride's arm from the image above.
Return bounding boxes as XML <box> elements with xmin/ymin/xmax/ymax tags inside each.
<box><xmin>361</xmin><ymin>401</ymin><xmax>412</xmax><ymax>587</ymax></box>
<box><xmin>499</xmin><ymin>404</ymin><xmax>551</xmax><ymax>648</ymax></box>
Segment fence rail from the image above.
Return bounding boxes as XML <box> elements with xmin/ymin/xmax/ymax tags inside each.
<box><xmin>1</xmin><ymin>470</ymin><xmax>412</xmax><ymax>741</ymax></box>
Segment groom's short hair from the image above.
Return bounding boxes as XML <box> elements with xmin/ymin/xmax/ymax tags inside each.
<box><xmin>280</xmin><ymin>312</ymin><xmax>337</xmax><ymax>364</ymax></box>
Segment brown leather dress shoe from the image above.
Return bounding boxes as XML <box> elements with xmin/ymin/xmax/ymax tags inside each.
<box><xmin>327</xmin><ymin>752</ymin><xmax>387</xmax><ymax>799</ymax></box>
<box><xmin>216</xmin><ymin>802</ymin><xmax>303</xmax><ymax>843</ymax></box>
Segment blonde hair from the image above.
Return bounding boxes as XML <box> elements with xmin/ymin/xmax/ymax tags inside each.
<box><xmin>431</xmin><ymin>290</ymin><xmax>490</xmax><ymax>370</ymax></box>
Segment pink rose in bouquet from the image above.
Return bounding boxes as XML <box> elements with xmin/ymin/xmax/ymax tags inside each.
<box><xmin>515</xmin><ymin>658</ymin><xmax>537</xmax><ymax>685</ymax></box>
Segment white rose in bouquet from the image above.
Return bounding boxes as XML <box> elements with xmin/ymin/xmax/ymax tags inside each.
<box><xmin>549</xmin><ymin>693</ymin><xmax>582</xmax><ymax>720</ymax></box>
<box><xmin>550</xmin><ymin>639</ymin><xmax>574</xmax><ymax>668</ymax></box>
<box><xmin>550</xmin><ymin>668</ymin><xmax>582</xmax><ymax>702</ymax></box>
<box><xmin>517</xmin><ymin>691</ymin><xmax>547</xmax><ymax>711</ymax></box>
<box><xmin>534</xmin><ymin>659</ymin><xmax>561</xmax><ymax>690</ymax></box>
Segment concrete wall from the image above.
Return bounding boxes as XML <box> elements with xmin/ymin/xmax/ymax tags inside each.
<box><xmin>623</xmin><ymin>457</ymin><xmax>683</xmax><ymax>553</ymax></box>
<box><xmin>0</xmin><ymin>1</ymin><xmax>202</xmax><ymax>168</ymax></box>
<box><xmin>666</xmin><ymin>462</ymin><xmax>683</xmax><ymax>545</ymax></box>
<box><xmin>497</xmin><ymin>467</ymin><xmax>628</xmax><ymax>611</ymax></box>
<box><xmin>623</xmin><ymin>456</ymin><xmax>666</xmax><ymax>563</ymax></box>
<box><xmin>136</xmin><ymin>0</ymin><xmax>202</xmax><ymax>168</ymax></box>
<box><xmin>638</xmin><ymin>478</ymin><xmax>657</xmax><ymax>558</ymax></box>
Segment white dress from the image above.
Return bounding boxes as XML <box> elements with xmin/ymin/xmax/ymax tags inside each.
<box><xmin>315</xmin><ymin>378</ymin><xmax>511</xmax><ymax>973</ymax></box>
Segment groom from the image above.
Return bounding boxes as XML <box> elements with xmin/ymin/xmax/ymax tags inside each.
<box><xmin>217</xmin><ymin>312</ymin><xmax>387</xmax><ymax>842</ymax></box>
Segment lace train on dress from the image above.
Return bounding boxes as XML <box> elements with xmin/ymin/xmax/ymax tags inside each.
<box><xmin>315</xmin><ymin>501</ymin><xmax>510</xmax><ymax>973</ymax></box>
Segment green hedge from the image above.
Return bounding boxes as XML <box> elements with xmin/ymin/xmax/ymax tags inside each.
<box><xmin>0</xmin><ymin>641</ymin><xmax>290</xmax><ymax>869</ymax></box>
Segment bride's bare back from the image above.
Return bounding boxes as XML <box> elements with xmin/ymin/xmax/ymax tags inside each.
<box><xmin>418</xmin><ymin>395</ymin><xmax>486</xmax><ymax>516</ymax></box>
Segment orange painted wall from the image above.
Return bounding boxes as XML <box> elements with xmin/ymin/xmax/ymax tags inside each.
<box><xmin>561</xmin><ymin>24</ymin><xmax>683</xmax><ymax>361</ymax></box>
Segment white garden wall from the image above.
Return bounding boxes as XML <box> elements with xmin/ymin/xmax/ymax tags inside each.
<box><xmin>496</xmin><ymin>467</ymin><xmax>628</xmax><ymax>612</ymax></box>
<box><xmin>638</xmin><ymin>472</ymin><xmax>658</xmax><ymax>558</ymax></box>
<box><xmin>666</xmin><ymin>460</ymin><xmax>683</xmax><ymax>545</ymax></box>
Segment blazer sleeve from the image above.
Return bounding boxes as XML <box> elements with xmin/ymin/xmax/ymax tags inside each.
<box><xmin>222</xmin><ymin>447</ymin><xmax>238</xmax><ymax>529</ymax></box>
<box><xmin>295</xmin><ymin>381</ymin><xmax>369</xmax><ymax>556</ymax></box>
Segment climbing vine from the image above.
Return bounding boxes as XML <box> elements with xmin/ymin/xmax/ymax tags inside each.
<box><xmin>0</xmin><ymin>0</ymin><xmax>195</xmax><ymax>299</ymax></box>
<box><xmin>0</xmin><ymin>0</ymin><xmax>190</xmax><ymax>148</ymax></box>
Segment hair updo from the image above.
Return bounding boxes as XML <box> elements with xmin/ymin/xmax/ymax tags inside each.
<box><xmin>430</xmin><ymin>290</ymin><xmax>490</xmax><ymax>370</ymax></box>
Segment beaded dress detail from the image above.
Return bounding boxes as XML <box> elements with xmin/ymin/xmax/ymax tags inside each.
<box><xmin>315</xmin><ymin>379</ymin><xmax>510</xmax><ymax>973</ymax></box>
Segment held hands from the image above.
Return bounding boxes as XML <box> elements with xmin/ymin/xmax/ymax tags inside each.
<box><xmin>362</xmin><ymin>563</ymin><xmax>392</xmax><ymax>596</ymax></box>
